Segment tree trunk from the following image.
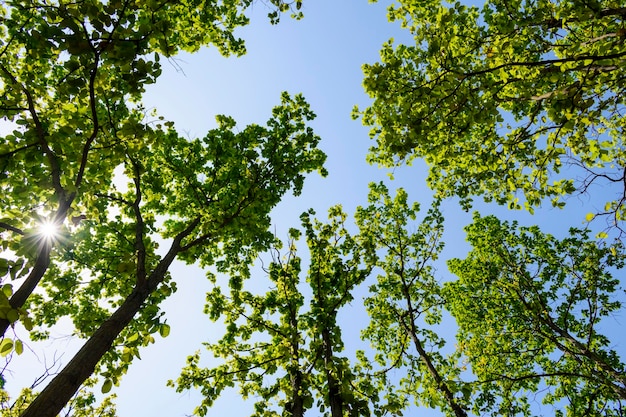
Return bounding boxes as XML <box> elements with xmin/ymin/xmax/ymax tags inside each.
<box><xmin>321</xmin><ymin>327</ymin><xmax>343</xmax><ymax>417</ymax></box>
<box><xmin>285</xmin><ymin>370</ymin><xmax>305</xmax><ymax>417</ymax></box>
<box><xmin>0</xmin><ymin>245</ymin><xmax>51</xmax><ymax>336</ymax></box>
<box><xmin>408</xmin><ymin>330</ymin><xmax>468</xmax><ymax>417</ymax></box>
<box><xmin>285</xmin><ymin>274</ymin><xmax>304</xmax><ymax>417</ymax></box>
<box><xmin>20</xmin><ymin>284</ymin><xmax>150</xmax><ymax>417</ymax></box>
<box><xmin>399</xmin><ymin>279</ymin><xmax>467</xmax><ymax>417</ymax></box>
<box><xmin>20</xmin><ymin>228</ymin><xmax>187</xmax><ymax>417</ymax></box>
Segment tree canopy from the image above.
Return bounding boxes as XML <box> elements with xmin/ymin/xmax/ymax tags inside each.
<box><xmin>174</xmin><ymin>205</ymin><xmax>375</xmax><ymax>417</ymax></box>
<box><xmin>0</xmin><ymin>1</ymin><xmax>325</xmax><ymax>416</ymax></box>
<box><xmin>357</xmin><ymin>0</ymin><xmax>626</xmax><ymax>229</ymax></box>
<box><xmin>1</xmin><ymin>0</ymin><xmax>625</xmax><ymax>416</ymax></box>
<box><xmin>175</xmin><ymin>183</ymin><xmax>626</xmax><ymax>417</ymax></box>
<box><xmin>446</xmin><ymin>214</ymin><xmax>626</xmax><ymax>416</ymax></box>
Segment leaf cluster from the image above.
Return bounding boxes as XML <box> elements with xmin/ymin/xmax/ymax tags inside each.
<box><xmin>446</xmin><ymin>214</ymin><xmax>626</xmax><ymax>416</ymax></box>
<box><xmin>174</xmin><ymin>204</ymin><xmax>374</xmax><ymax>417</ymax></box>
<box><xmin>357</xmin><ymin>0</ymin><xmax>626</xmax><ymax>226</ymax></box>
<box><xmin>0</xmin><ymin>1</ymin><xmax>323</xmax><ymax>415</ymax></box>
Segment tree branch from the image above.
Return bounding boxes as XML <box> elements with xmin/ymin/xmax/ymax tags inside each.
<box><xmin>0</xmin><ymin>222</ymin><xmax>24</xmax><ymax>236</ymax></box>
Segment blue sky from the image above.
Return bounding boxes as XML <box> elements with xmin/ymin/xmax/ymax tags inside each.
<box><xmin>5</xmin><ymin>1</ymin><xmax>625</xmax><ymax>416</ymax></box>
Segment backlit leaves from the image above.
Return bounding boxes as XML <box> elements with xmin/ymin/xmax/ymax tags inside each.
<box><xmin>357</xmin><ymin>0</ymin><xmax>626</xmax><ymax>227</ymax></box>
<box><xmin>0</xmin><ymin>1</ymin><xmax>320</xmax><ymax>415</ymax></box>
<box><xmin>446</xmin><ymin>214</ymin><xmax>626</xmax><ymax>416</ymax></box>
<box><xmin>174</xmin><ymin>204</ymin><xmax>374</xmax><ymax>417</ymax></box>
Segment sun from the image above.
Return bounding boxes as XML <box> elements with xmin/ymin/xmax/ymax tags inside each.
<box><xmin>38</xmin><ymin>221</ymin><xmax>59</xmax><ymax>240</ymax></box>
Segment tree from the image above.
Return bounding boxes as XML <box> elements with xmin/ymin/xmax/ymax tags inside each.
<box><xmin>356</xmin><ymin>184</ymin><xmax>469</xmax><ymax>417</ymax></box>
<box><xmin>175</xmin><ymin>183</ymin><xmax>479</xmax><ymax>417</ymax></box>
<box><xmin>445</xmin><ymin>214</ymin><xmax>626</xmax><ymax>416</ymax></box>
<box><xmin>356</xmin><ymin>0</ymin><xmax>626</xmax><ymax>229</ymax></box>
<box><xmin>0</xmin><ymin>1</ymin><xmax>325</xmax><ymax>416</ymax></box>
<box><xmin>170</xmin><ymin>183</ymin><xmax>625</xmax><ymax>417</ymax></box>
<box><xmin>173</xmin><ymin>205</ymin><xmax>377</xmax><ymax>417</ymax></box>
<box><xmin>352</xmin><ymin>1</ymin><xmax>626</xmax><ymax>414</ymax></box>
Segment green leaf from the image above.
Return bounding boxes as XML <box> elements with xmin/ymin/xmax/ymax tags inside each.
<box><xmin>1</xmin><ymin>284</ymin><xmax>12</xmax><ymax>298</ymax></box>
<box><xmin>159</xmin><ymin>323</ymin><xmax>171</xmax><ymax>338</ymax></box>
<box><xmin>6</xmin><ymin>309</ymin><xmax>19</xmax><ymax>324</ymax></box>
<box><xmin>0</xmin><ymin>260</ymin><xmax>8</xmax><ymax>278</ymax></box>
<box><xmin>0</xmin><ymin>339</ymin><xmax>13</xmax><ymax>357</ymax></box>
<box><xmin>446</xmin><ymin>215</ymin><xmax>623</xmax><ymax>413</ymax></box>
<box><xmin>101</xmin><ymin>379</ymin><xmax>113</xmax><ymax>394</ymax></box>
<box><xmin>127</xmin><ymin>333</ymin><xmax>140</xmax><ymax>344</ymax></box>
<box><xmin>22</xmin><ymin>315</ymin><xmax>34</xmax><ymax>331</ymax></box>
<box><xmin>14</xmin><ymin>339</ymin><xmax>23</xmax><ymax>355</ymax></box>
<box><xmin>116</xmin><ymin>262</ymin><xmax>134</xmax><ymax>274</ymax></box>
